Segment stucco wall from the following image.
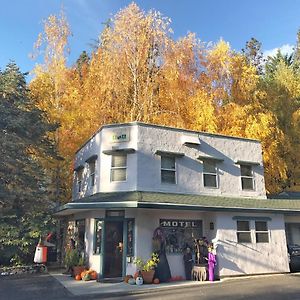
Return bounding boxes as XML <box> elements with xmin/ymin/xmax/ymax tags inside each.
<box><xmin>214</xmin><ymin>212</ymin><xmax>290</xmax><ymax>276</ymax></box>
<box><xmin>72</xmin><ymin>123</ymin><xmax>266</xmax><ymax>200</ymax></box>
<box><xmin>130</xmin><ymin>208</ymin><xmax>216</xmax><ymax>279</ymax></box>
<box><xmin>70</xmin><ymin>210</ymin><xmax>106</xmax><ymax>273</ymax></box>
<box><xmin>136</xmin><ymin>125</ymin><xmax>266</xmax><ymax>198</ymax></box>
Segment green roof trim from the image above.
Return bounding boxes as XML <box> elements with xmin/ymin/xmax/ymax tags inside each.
<box><xmin>155</xmin><ymin>150</ymin><xmax>185</xmax><ymax>157</ymax></box>
<box><xmin>102</xmin><ymin>148</ymin><xmax>135</xmax><ymax>155</ymax></box>
<box><xmin>54</xmin><ymin>191</ymin><xmax>300</xmax><ymax>216</ymax></box>
<box><xmin>235</xmin><ymin>160</ymin><xmax>260</xmax><ymax>166</ymax></box>
<box><xmin>197</xmin><ymin>155</ymin><xmax>224</xmax><ymax>162</ymax></box>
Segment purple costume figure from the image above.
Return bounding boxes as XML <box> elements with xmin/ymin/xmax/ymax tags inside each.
<box><xmin>207</xmin><ymin>245</ymin><xmax>216</xmax><ymax>281</ymax></box>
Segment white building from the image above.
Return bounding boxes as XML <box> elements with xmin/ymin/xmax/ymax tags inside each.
<box><xmin>55</xmin><ymin>122</ymin><xmax>300</xmax><ymax>279</ymax></box>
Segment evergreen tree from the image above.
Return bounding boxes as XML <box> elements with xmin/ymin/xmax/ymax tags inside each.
<box><xmin>0</xmin><ymin>62</ymin><xmax>57</xmax><ymax>265</ymax></box>
<box><xmin>242</xmin><ymin>38</ymin><xmax>264</xmax><ymax>74</ymax></box>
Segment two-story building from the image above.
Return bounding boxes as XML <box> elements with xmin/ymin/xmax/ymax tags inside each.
<box><xmin>55</xmin><ymin>122</ymin><xmax>300</xmax><ymax>279</ymax></box>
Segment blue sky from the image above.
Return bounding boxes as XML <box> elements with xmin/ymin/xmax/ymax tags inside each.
<box><xmin>1</xmin><ymin>0</ymin><xmax>300</xmax><ymax>77</ymax></box>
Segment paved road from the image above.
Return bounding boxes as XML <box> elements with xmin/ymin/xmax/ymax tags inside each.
<box><xmin>0</xmin><ymin>273</ymin><xmax>72</xmax><ymax>300</ymax></box>
<box><xmin>1</xmin><ymin>273</ymin><xmax>300</xmax><ymax>300</ymax></box>
<box><xmin>105</xmin><ymin>274</ymin><xmax>300</xmax><ymax>300</ymax></box>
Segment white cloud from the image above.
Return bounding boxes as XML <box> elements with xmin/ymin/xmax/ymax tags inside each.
<box><xmin>263</xmin><ymin>44</ymin><xmax>294</xmax><ymax>59</ymax></box>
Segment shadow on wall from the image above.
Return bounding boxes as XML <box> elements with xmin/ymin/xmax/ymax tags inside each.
<box><xmin>216</xmin><ymin>239</ymin><xmax>288</xmax><ymax>275</ymax></box>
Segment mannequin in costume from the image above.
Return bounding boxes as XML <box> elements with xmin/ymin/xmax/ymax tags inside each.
<box><xmin>152</xmin><ymin>227</ymin><xmax>171</xmax><ymax>282</ymax></box>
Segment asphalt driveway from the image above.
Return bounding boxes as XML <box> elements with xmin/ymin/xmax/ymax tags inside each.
<box><xmin>1</xmin><ymin>272</ymin><xmax>300</xmax><ymax>300</ymax></box>
<box><xmin>0</xmin><ymin>273</ymin><xmax>72</xmax><ymax>300</ymax></box>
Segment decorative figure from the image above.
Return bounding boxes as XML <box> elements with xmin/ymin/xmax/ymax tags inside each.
<box><xmin>183</xmin><ymin>247</ymin><xmax>193</xmax><ymax>280</ymax></box>
<box><xmin>207</xmin><ymin>243</ymin><xmax>217</xmax><ymax>282</ymax></box>
<box><xmin>194</xmin><ymin>238</ymin><xmax>208</xmax><ymax>265</ymax></box>
<box><xmin>152</xmin><ymin>227</ymin><xmax>171</xmax><ymax>282</ymax></box>
<box><xmin>135</xmin><ymin>271</ymin><xmax>144</xmax><ymax>285</ymax></box>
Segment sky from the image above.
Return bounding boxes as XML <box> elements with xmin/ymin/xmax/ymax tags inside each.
<box><xmin>1</xmin><ymin>0</ymin><xmax>300</xmax><ymax>78</ymax></box>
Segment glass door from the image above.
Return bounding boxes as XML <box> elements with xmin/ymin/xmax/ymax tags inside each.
<box><xmin>103</xmin><ymin>221</ymin><xmax>124</xmax><ymax>278</ymax></box>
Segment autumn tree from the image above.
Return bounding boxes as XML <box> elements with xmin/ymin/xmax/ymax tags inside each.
<box><xmin>28</xmin><ymin>3</ymin><xmax>300</xmax><ymax>196</ymax></box>
<box><xmin>30</xmin><ymin>10</ymin><xmax>72</xmax><ymax>202</ymax></box>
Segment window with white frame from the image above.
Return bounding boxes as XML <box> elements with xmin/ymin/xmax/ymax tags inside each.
<box><xmin>236</xmin><ymin>220</ymin><xmax>252</xmax><ymax>243</ymax></box>
<box><xmin>88</xmin><ymin>160</ymin><xmax>96</xmax><ymax>187</ymax></box>
<box><xmin>76</xmin><ymin>168</ymin><xmax>83</xmax><ymax>193</ymax></box>
<box><xmin>111</xmin><ymin>154</ymin><xmax>127</xmax><ymax>182</ymax></box>
<box><xmin>161</xmin><ymin>156</ymin><xmax>176</xmax><ymax>184</ymax></box>
<box><xmin>203</xmin><ymin>160</ymin><xmax>218</xmax><ymax>188</ymax></box>
<box><xmin>240</xmin><ymin>164</ymin><xmax>254</xmax><ymax>190</ymax></box>
<box><xmin>255</xmin><ymin>221</ymin><xmax>269</xmax><ymax>243</ymax></box>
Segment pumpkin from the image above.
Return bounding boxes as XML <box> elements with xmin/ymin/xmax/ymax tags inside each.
<box><xmin>89</xmin><ymin>271</ymin><xmax>98</xmax><ymax>280</ymax></box>
<box><xmin>133</xmin><ymin>271</ymin><xmax>139</xmax><ymax>279</ymax></box>
<box><xmin>153</xmin><ymin>278</ymin><xmax>160</xmax><ymax>284</ymax></box>
<box><xmin>124</xmin><ymin>275</ymin><xmax>133</xmax><ymax>283</ymax></box>
<box><xmin>81</xmin><ymin>270</ymin><xmax>88</xmax><ymax>278</ymax></box>
<box><xmin>82</xmin><ymin>273</ymin><xmax>91</xmax><ymax>281</ymax></box>
<box><xmin>75</xmin><ymin>274</ymin><xmax>81</xmax><ymax>281</ymax></box>
<box><xmin>128</xmin><ymin>278</ymin><xmax>136</xmax><ymax>285</ymax></box>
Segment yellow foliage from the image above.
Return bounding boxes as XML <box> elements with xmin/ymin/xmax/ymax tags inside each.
<box><xmin>28</xmin><ymin>3</ymin><xmax>300</xmax><ymax>196</ymax></box>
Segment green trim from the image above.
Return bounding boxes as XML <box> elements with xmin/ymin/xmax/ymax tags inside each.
<box><xmin>197</xmin><ymin>155</ymin><xmax>224</xmax><ymax>162</ymax></box>
<box><xmin>53</xmin><ymin>191</ymin><xmax>300</xmax><ymax>216</ymax></box>
<box><xmin>235</xmin><ymin>160</ymin><xmax>260</xmax><ymax>166</ymax></box>
<box><xmin>155</xmin><ymin>150</ymin><xmax>185</xmax><ymax>157</ymax></box>
<box><xmin>102</xmin><ymin>148</ymin><xmax>135</xmax><ymax>155</ymax></box>
<box><xmin>122</xmin><ymin>221</ymin><xmax>127</xmax><ymax>278</ymax></box>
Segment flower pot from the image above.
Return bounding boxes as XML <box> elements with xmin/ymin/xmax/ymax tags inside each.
<box><xmin>141</xmin><ymin>270</ymin><xmax>155</xmax><ymax>284</ymax></box>
<box><xmin>72</xmin><ymin>266</ymin><xmax>85</xmax><ymax>277</ymax></box>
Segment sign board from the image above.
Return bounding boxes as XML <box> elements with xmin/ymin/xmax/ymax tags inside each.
<box><xmin>160</xmin><ymin>219</ymin><xmax>202</xmax><ymax>228</ymax></box>
<box><xmin>110</xmin><ymin>129</ymin><xmax>130</xmax><ymax>143</ymax></box>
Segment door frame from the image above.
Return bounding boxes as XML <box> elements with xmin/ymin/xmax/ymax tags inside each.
<box><xmin>98</xmin><ymin>217</ymin><xmax>133</xmax><ymax>279</ymax></box>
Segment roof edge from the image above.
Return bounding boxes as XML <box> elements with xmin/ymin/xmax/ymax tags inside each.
<box><xmin>75</xmin><ymin>121</ymin><xmax>261</xmax><ymax>154</ymax></box>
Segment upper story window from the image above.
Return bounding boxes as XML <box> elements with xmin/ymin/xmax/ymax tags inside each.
<box><xmin>240</xmin><ymin>164</ymin><xmax>254</xmax><ymax>190</ymax></box>
<box><xmin>203</xmin><ymin>160</ymin><xmax>218</xmax><ymax>188</ymax></box>
<box><xmin>111</xmin><ymin>154</ymin><xmax>127</xmax><ymax>182</ymax></box>
<box><xmin>255</xmin><ymin>221</ymin><xmax>269</xmax><ymax>243</ymax></box>
<box><xmin>161</xmin><ymin>156</ymin><xmax>176</xmax><ymax>184</ymax></box>
<box><xmin>89</xmin><ymin>160</ymin><xmax>96</xmax><ymax>187</ymax></box>
<box><xmin>236</xmin><ymin>220</ymin><xmax>251</xmax><ymax>243</ymax></box>
<box><xmin>76</xmin><ymin>168</ymin><xmax>83</xmax><ymax>193</ymax></box>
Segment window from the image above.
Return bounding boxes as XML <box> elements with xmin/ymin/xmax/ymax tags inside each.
<box><xmin>203</xmin><ymin>160</ymin><xmax>218</xmax><ymax>188</ymax></box>
<box><xmin>161</xmin><ymin>156</ymin><xmax>176</xmax><ymax>184</ymax></box>
<box><xmin>93</xmin><ymin>220</ymin><xmax>103</xmax><ymax>254</ymax></box>
<box><xmin>89</xmin><ymin>160</ymin><xmax>96</xmax><ymax>187</ymax></box>
<box><xmin>111</xmin><ymin>154</ymin><xmax>127</xmax><ymax>182</ymax></box>
<box><xmin>160</xmin><ymin>219</ymin><xmax>202</xmax><ymax>254</ymax></box>
<box><xmin>240</xmin><ymin>165</ymin><xmax>254</xmax><ymax>190</ymax></box>
<box><xmin>255</xmin><ymin>221</ymin><xmax>269</xmax><ymax>243</ymax></box>
<box><xmin>77</xmin><ymin>168</ymin><xmax>83</xmax><ymax>193</ymax></box>
<box><xmin>237</xmin><ymin>220</ymin><xmax>252</xmax><ymax>243</ymax></box>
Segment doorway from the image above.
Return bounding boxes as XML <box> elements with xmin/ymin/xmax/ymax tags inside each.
<box><xmin>103</xmin><ymin>221</ymin><xmax>124</xmax><ymax>278</ymax></box>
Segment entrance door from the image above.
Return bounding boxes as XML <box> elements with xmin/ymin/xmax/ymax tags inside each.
<box><xmin>104</xmin><ymin>221</ymin><xmax>124</xmax><ymax>278</ymax></box>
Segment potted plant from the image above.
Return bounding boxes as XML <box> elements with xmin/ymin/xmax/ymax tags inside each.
<box><xmin>72</xmin><ymin>256</ymin><xmax>85</xmax><ymax>277</ymax></box>
<box><xmin>133</xmin><ymin>253</ymin><xmax>159</xmax><ymax>284</ymax></box>
<box><xmin>65</xmin><ymin>248</ymin><xmax>85</xmax><ymax>277</ymax></box>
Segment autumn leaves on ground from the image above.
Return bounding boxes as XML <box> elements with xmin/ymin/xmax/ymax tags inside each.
<box><xmin>1</xmin><ymin>2</ymin><xmax>300</xmax><ymax>264</ymax></box>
